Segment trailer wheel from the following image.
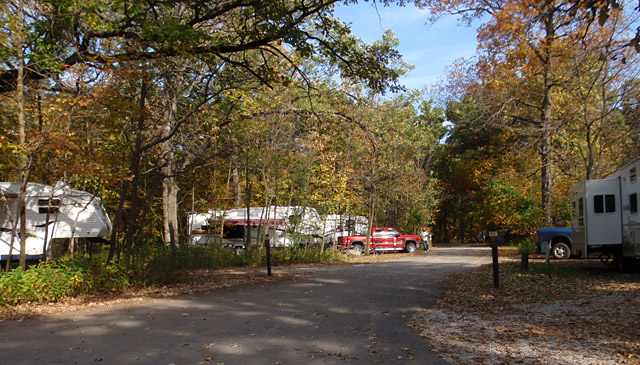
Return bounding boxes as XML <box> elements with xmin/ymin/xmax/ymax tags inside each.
<box><xmin>351</xmin><ymin>243</ymin><xmax>364</xmax><ymax>254</ymax></box>
<box><xmin>599</xmin><ymin>253</ymin><xmax>612</xmax><ymax>263</ymax></box>
<box><xmin>405</xmin><ymin>242</ymin><xmax>416</xmax><ymax>253</ymax></box>
<box><xmin>551</xmin><ymin>242</ymin><xmax>570</xmax><ymax>259</ymax></box>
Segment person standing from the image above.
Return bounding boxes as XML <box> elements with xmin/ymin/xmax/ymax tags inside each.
<box><xmin>421</xmin><ymin>228</ymin><xmax>430</xmax><ymax>252</ymax></box>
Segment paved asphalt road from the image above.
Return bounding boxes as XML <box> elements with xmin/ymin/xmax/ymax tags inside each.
<box><xmin>1</xmin><ymin>246</ymin><xmax>489</xmax><ymax>364</ymax></box>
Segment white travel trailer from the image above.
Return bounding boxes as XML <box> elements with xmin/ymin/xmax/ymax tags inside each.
<box><xmin>322</xmin><ymin>214</ymin><xmax>369</xmax><ymax>246</ymax></box>
<box><xmin>0</xmin><ymin>181</ymin><xmax>113</xmax><ymax>260</ymax></box>
<box><xmin>187</xmin><ymin>206</ymin><xmax>327</xmax><ymax>251</ymax></box>
<box><xmin>571</xmin><ymin>157</ymin><xmax>640</xmax><ymax>268</ymax></box>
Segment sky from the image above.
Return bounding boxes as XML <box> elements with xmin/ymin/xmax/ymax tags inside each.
<box><xmin>332</xmin><ymin>2</ymin><xmax>481</xmax><ymax>91</ymax></box>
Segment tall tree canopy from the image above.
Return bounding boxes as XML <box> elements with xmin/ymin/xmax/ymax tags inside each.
<box><xmin>0</xmin><ymin>0</ymin><xmax>407</xmax><ymax>94</ymax></box>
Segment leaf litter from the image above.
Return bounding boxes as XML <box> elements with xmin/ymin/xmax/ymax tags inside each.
<box><xmin>409</xmin><ymin>255</ymin><xmax>640</xmax><ymax>364</ymax></box>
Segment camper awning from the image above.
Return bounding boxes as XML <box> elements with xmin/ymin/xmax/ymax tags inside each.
<box><xmin>210</xmin><ymin>218</ymin><xmax>285</xmax><ymax>226</ymax></box>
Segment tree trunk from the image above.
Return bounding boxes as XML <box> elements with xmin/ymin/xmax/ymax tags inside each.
<box><xmin>162</xmin><ymin>171</ymin><xmax>179</xmax><ymax>247</ymax></box>
<box><xmin>15</xmin><ymin>0</ymin><xmax>29</xmax><ymax>270</ymax></box>
<box><xmin>365</xmin><ymin>192</ymin><xmax>376</xmax><ymax>255</ymax></box>
<box><xmin>232</xmin><ymin>161</ymin><xmax>242</xmax><ymax>206</ymax></box>
<box><xmin>244</xmin><ymin>154</ymin><xmax>252</xmax><ymax>255</ymax></box>
<box><xmin>540</xmin><ymin>5</ymin><xmax>555</xmax><ymax>225</ymax></box>
<box><xmin>540</xmin><ymin>126</ymin><xmax>554</xmax><ymax>225</ymax></box>
<box><xmin>123</xmin><ymin>81</ymin><xmax>148</xmax><ymax>259</ymax></box>
<box><xmin>160</xmin><ymin>107</ymin><xmax>180</xmax><ymax>247</ymax></box>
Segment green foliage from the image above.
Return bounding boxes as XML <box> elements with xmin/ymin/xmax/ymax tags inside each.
<box><xmin>483</xmin><ymin>179</ymin><xmax>543</xmax><ymax>235</ymax></box>
<box><xmin>0</xmin><ymin>244</ymin><xmax>347</xmax><ymax>305</ymax></box>
<box><xmin>128</xmin><ymin>245</ymin><xmax>246</xmax><ymax>285</ymax></box>
<box><xmin>0</xmin><ymin>257</ymin><xmax>129</xmax><ymax>304</ymax></box>
<box><xmin>552</xmin><ymin>201</ymin><xmax>572</xmax><ymax>227</ymax></box>
<box><xmin>268</xmin><ymin>245</ymin><xmax>344</xmax><ymax>266</ymax></box>
<box><xmin>517</xmin><ymin>238</ymin><xmax>537</xmax><ymax>254</ymax></box>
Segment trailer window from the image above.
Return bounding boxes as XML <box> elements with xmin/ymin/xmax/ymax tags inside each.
<box><xmin>631</xmin><ymin>193</ymin><xmax>638</xmax><ymax>214</ymax></box>
<box><xmin>594</xmin><ymin>194</ymin><xmax>616</xmax><ymax>214</ymax></box>
<box><xmin>38</xmin><ymin>199</ymin><xmax>60</xmax><ymax>214</ymax></box>
<box><xmin>223</xmin><ymin>225</ymin><xmax>245</xmax><ymax>239</ymax></box>
<box><xmin>631</xmin><ymin>167</ymin><xmax>637</xmax><ymax>184</ymax></box>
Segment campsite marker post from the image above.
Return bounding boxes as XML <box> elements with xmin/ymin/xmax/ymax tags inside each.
<box><xmin>265</xmin><ymin>235</ymin><xmax>272</xmax><ymax>277</ymax></box>
<box><xmin>489</xmin><ymin>231</ymin><xmax>499</xmax><ymax>289</ymax></box>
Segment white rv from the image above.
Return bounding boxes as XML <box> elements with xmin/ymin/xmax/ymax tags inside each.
<box><xmin>571</xmin><ymin>157</ymin><xmax>640</xmax><ymax>268</ymax></box>
<box><xmin>0</xmin><ymin>181</ymin><xmax>113</xmax><ymax>260</ymax></box>
<box><xmin>187</xmin><ymin>208</ymin><xmax>287</xmax><ymax>251</ymax></box>
<box><xmin>322</xmin><ymin>214</ymin><xmax>369</xmax><ymax>246</ymax></box>
<box><xmin>188</xmin><ymin>206</ymin><xmax>326</xmax><ymax>252</ymax></box>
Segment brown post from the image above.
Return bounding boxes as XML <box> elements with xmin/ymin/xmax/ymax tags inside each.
<box><xmin>265</xmin><ymin>235</ymin><xmax>272</xmax><ymax>277</ymax></box>
<box><xmin>491</xmin><ymin>242</ymin><xmax>499</xmax><ymax>288</ymax></box>
<box><xmin>521</xmin><ymin>251</ymin><xmax>529</xmax><ymax>272</ymax></box>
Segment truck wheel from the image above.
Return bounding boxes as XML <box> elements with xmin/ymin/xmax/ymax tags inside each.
<box><xmin>551</xmin><ymin>242</ymin><xmax>570</xmax><ymax>259</ymax></box>
<box><xmin>351</xmin><ymin>243</ymin><xmax>364</xmax><ymax>254</ymax></box>
<box><xmin>234</xmin><ymin>246</ymin><xmax>245</xmax><ymax>255</ymax></box>
<box><xmin>405</xmin><ymin>242</ymin><xmax>416</xmax><ymax>253</ymax></box>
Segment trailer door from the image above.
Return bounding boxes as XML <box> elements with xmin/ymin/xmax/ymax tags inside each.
<box><xmin>571</xmin><ymin>181</ymin><xmax>587</xmax><ymax>257</ymax></box>
<box><xmin>585</xmin><ymin>179</ymin><xmax>622</xmax><ymax>246</ymax></box>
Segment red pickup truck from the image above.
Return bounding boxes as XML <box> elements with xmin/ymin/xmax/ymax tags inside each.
<box><xmin>337</xmin><ymin>227</ymin><xmax>421</xmax><ymax>253</ymax></box>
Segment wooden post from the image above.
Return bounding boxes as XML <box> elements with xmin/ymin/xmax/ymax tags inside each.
<box><xmin>265</xmin><ymin>235</ymin><xmax>272</xmax><ymax>277</ymax></box>
<box><xmin>491</xmin><ymin>242</ymin><xmax>499</xmax><ymax>288</ymax></box>
<box><xmin>521</xmin><ymin>251</ymin><xmax>529</xmax><ymax>272</ymax></box>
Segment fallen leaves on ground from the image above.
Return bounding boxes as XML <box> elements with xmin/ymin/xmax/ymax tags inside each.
<box><xmin>410</xmin><ymin>255</ymin><xmax>640</xmax><ymax>364</ymax></box>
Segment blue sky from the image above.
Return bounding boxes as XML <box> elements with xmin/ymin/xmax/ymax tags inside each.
<box><xmin>333</xmin><ymin>2</ymin><xmax>481</xmax><ymax>91</ymax></box>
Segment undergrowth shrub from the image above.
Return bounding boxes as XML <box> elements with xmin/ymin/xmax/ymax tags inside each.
<box><xmin>0</xmin><ymin>244</ymin><xmax>346</xmax><ymax>305</ymax></box>
<box><xmin>0</xmin><ymin>255</ymin><xmax>131</xmax><ymax>305</ymax></box>
<box><xmin>0</xmin><ymin>259</ymin><xmax>85</xmax><ymax>304</ymax></box>
<box><xmin>129</xmin><ymin>245</ymin><xmax>248</xmax><ymax>285</ymax></box>
<box><xmin>517</xmin><ymin>238</ymin><xmax>537</xmax><ymax>254</ymax></box>
<box><xmin>269</xmin><ymin>245</ymin><xmax>343</xmax><ymax>265</ymax></box>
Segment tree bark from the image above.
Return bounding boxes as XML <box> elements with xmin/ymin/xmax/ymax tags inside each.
<box><xmin>540</xmin><ymin>3</ymin><xmax>555</xmax><ymax>225</ymax></box>
<box><xmin>123</xmin><ymin>81</ymin><xmax>148</xmax><ymax>259</ymax></box>
<box><xmin>162</xmin><ymin>171</ymin><xmax>179</xmax><ymax>247</ymax></box>
<box><xmin>245</xmin><ymin>155</ymin><xmax>252</xmax><ymax>255</ymax></box>
<box><xmin>232</xmin><ymin>155</ymin><xmax>242</xmax><ymax>206</ymax></box>
<box><xmin>160</xmin><ymin>77</ymin><xmax>181</xmax><ymax>248</ymax></box>
<box><xmin>15</xmin><ymin>0</ymin><xmax>29</xmax><ymax>270</ymax></box>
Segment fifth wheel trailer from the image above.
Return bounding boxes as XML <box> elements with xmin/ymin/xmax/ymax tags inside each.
<box><xmin>570</xmin><ymin>157</ymin><xmax>640</xmax><ymax>268</ymax></box>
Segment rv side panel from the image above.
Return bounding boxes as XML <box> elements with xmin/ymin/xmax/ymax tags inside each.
<box><xmin>571</xmin><ymin>178</ymin><xmax>623</xmax><ymax>258</ymax></box>
<box><xmin>619</xmin><ymin>160</ymin><xmax>640</xmax><ymax>257</ymax></box>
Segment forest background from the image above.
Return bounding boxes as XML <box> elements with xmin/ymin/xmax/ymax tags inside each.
<box><xmin>1</xmin><ymin>0</ymin><xmax>639</xmax><ymax>272</ymax></box>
